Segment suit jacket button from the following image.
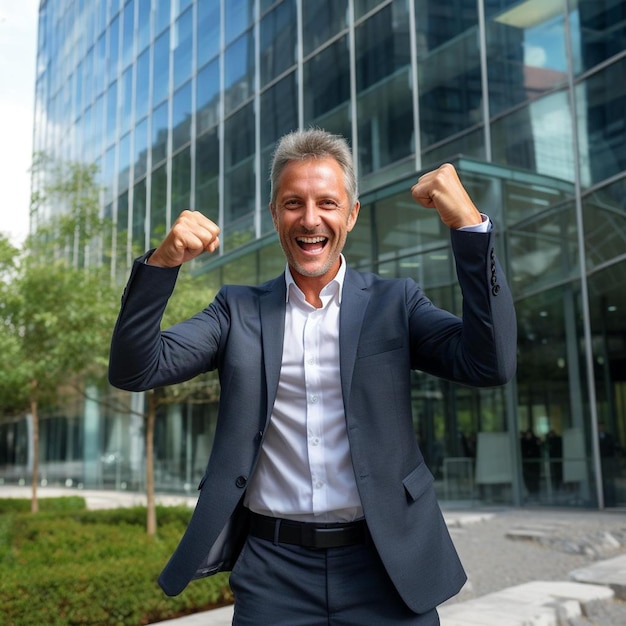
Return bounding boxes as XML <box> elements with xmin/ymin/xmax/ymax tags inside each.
<box><xmin>492</xmin><ymin>284</ymin><xmax>501</xmax><ymax>296</ymax></box>
<box><xmin>235</xmin><ymin>476</ymin><xmax>247</xmax><ymax>488</ymax></box>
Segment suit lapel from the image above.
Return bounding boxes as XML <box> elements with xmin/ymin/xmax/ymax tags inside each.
<box><xmin>339</xmin><ymin>269</ymin><xmax>370</xmax><ymax>411</ymax></box>
<box><xmin>260</xmin><ymin>275</ymin><xmax>286</xmax><ymax>426</ymax></box>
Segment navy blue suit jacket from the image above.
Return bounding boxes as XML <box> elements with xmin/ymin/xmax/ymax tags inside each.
<box><xmin>109</xmin><ymin>227</ymin><xmax>516</xmax><ymax>614</ymax></box>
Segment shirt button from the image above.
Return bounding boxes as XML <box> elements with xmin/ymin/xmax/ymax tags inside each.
<box><xmin>315</xmin><ymin>481</ymin><xmax>323</xmax><ymax>489</ymax></box>
<box><xmin>310</xmin><ymin>395</ymin><xmax>319</xmax><ymax>403</ymax></box>
<box><xmin>311</xmin><ymin>437</ymin><xmax>320</xmax><ymax>446</ymax></box>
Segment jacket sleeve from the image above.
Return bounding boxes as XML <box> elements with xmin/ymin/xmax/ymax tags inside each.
<box><xmin>408</xmin><ymin>226</ymin><xmax>517</xmax><ymax>387</ymax></box>
<box><xmin>108</xmin><ymin>254</ymin><xmax>223</xmax><ymax>391</ymax></box>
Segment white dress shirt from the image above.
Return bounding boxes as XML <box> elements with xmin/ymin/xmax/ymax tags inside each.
<box><xmin>245</xmin><ymin>217</ymin><xmax>490</xmax><ymax>523</ymax></box>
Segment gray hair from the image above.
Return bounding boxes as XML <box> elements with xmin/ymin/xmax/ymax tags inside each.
<box><xmin>269</xmin><ymin>128</ymin><xmax>358</xmax><ymax>208</ymax></box>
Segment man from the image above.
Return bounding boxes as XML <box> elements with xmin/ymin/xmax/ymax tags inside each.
<box><xmin>109</xmin><ymin>129</ymin><xmax>516</xmax><ymax>624</ymax></box>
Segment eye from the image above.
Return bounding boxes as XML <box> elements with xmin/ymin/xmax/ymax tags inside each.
<box><xmin>320</xmin><ymin>199</ymin><xmax>338</xmax><ymax>208</ymax></box>
<box><xmin>283</xmin><ymin>199</ymin><xmax>301</xmax><ymax>208</ymax></box>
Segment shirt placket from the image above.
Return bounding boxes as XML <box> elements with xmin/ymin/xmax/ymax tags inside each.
<box><xmin>303</xmin><ymin>308</ymin><xmax>327</xmax><ymax>514</ymax></box>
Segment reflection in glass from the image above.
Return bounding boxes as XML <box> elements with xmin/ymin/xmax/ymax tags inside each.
<box><xmin>134</xmin><ymin>118</ymin><xmax>148</xmax><ymax>181</ymax></box>
<box><xmin>152</xmin><ymin>100</ymin><xmax>169</xmax><ymax>166</ymax></box>
<box><xmin>171</xmin><ymin>147</ymin><xmax>191</xmax><ymax>213</ymax></box>
<box><xmin>224</xmin><ymin>31</ymin><xmax>255</xmax><ymax>114</ymax></box>
<box><xmin>303</xmin><ymin>36</ymin><xmax>350</xmax><ymax>130</ymax></box>
<box><xmin>260</xmin><ymin>0</ymin><xmax>296</xmax><ymax>87</ymax></box>
<box><xmin>224</xmin><ymin>104</ymin><xmax>255</xmax><ymax>236</ymax></box>
<box><xmin>135</xmin><ymin>49</ymin><xmax>150</xmax><ymax>123</ymax></box>
<box><xmin>356</xmin><ymin>0</ymin><xmax>413</xmax><ymax>175</ymax></box>
<box><xmin>196</xmin><ymin>128</ymin><xmax>219</xmax><ymax>223</ymax></box>
<box><xmin>508</xmin><ymin>202</ymin><xmax>579</xmax><ymax>295</ymax></box>
<box><xmin>576</xmin><ymin>58</ymin><xmax>626</xmax><ymax>188</ymax></box>
<box><xmin>570</xmin><ymin>0</ymin><xmax>626</xmax><ymax>75</ymax></box>
<box><xmin>587</xmin><ymin>259</ymin><xmax>626</xmax><ymax>507</ymax></box>
<box><xmin>583</xmin><ymin>177</ymin><xmax>626</xmax><ymax>272</ymax></box>
<box><xmin>197</xmin><ymin>59</ymin><xmax>220</xmax><ymax>135</ymax></box>
<box><xmin>491</xmin><ymin>91</ymin><xmax>574</xmax><ymax>182</ymax></box>
<box><xmin>515</xmin><ymin>284</ymin><xmax>593</xmax><ymax>506</ymax></box>
<box><xmin>153</xmin><ymin>29</ymin><xmax>170</xmax><ymax>106</ymax></box>
<box><xmin>302</xmin><ymin>0</ymin><xmax>348</xmax><ymax>56</ymax></box>
<box><xmin>173</xmin><ymin>7</ymin><xmax>193</xmax><ymax>89</ymax></box>
<box><xmin>150</xmin><ymin>163</ymin><xmax>168</xmax><ymax>246</ymax></box>
<box><xmin>418</xmin><ymin>28</ymin><xmax>482</xmax><ymax>149</ymax></box>
<box><xmin>197</xmin><ymin>0</ymin><xmax>220</xmax><ymax>68</ymax></box>
<box><xmin>225</xmin><ymin>0</ymin><xmax>255</xmax><ymax>45</ymax></box>
<box><xmin>172</xmin><ymin>81</ymin><xmax>192</xmax><ymax>152</ymax></box>
<box><xmin>486</xmin><ymin>7</ymin><xmax>568</xmax><ymax>116</ymax></box>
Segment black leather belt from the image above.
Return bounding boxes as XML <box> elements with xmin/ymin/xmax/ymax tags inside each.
<box><xmin>249</xmin><ymin>512</ymin><xmax>368</xmax><ymax>549</ymax></box>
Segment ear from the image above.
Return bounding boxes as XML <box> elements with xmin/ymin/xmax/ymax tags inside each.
<box><xmin>346</xmin><ymin>201</ymin><xmax>360</xmax><ymax>232</ymax></box>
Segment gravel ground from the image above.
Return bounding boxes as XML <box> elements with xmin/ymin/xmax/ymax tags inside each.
<box><xmin>442</xmin><ymin>508</ymin><xmax>626</xmax><ymax>625</ymax></box>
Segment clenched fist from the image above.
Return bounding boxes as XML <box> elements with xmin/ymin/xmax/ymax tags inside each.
<box><xmin>411</xmin><ymin>163</ymin><xmax>482</xmax><ymax>230</ymax></box>
<box><xmin>148</xmin><ymin>210</ymin><xmax>221</xmax><ymax>268</ymax></box>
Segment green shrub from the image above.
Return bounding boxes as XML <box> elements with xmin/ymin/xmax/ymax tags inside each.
<box><xmin>0</xmin><ymin>496</ymin><xmax>86</xmax><ymax>514</ymax></box>
<box><xmin>0</xmin><ymin>501</ymin><xmax>231</xmax><ymax>625</ymax></box>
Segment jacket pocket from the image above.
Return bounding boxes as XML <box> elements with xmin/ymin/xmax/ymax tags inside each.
<box><xmin>402</xmin><ymin>462</ymin><xmax>434</xmax><ymax>502</ymax></box>
<box><xmin>357</xmin><ymin>336</ymin><xmax>403</xmax><ymax>359</ymax></box>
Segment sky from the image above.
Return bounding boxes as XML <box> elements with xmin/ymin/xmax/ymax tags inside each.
<box><xmin>0</xmin><ymin>0</ymin><xmax>39</xmax><ymax>247</ymax></box>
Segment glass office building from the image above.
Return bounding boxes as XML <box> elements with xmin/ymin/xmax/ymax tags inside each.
<box><xmin>2</xmin><ymin>0</ymin><xmax>624</xmax><ymax>509</ymax></box>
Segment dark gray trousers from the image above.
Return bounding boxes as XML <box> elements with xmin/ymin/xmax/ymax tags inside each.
<box><xmin>229</xmin><ymin>535</ymin><xmax>440</xmax><ymax>625</ymax></box>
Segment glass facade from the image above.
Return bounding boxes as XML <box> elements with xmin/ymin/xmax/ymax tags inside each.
<box><xmin>4</xmin><ymin>0</ymin><xmax>625</xmax><ymax>509</ymax></box>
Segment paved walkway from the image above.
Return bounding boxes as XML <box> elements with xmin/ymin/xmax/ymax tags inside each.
<box><xmin>3</xmin><ymin>486</ymin><xmax>625</xmax><ymax>625</ymax></box>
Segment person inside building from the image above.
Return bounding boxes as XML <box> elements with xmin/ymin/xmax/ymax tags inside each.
<box><xmin>109</xmin><ymin>128</ymin><xmax>517</xmax><ymax>624</ymax></box>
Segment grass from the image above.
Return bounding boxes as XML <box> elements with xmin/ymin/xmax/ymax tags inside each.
<box><xmin>0</xmin><ymin>497</ymin><xmax>232</xmax><ymax>625</ymax></box>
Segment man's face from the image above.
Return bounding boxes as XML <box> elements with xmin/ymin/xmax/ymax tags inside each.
<box><xmin>270</xmin><ymin>157</ymin><xmax>360</xmax><ymax>285</ymax></box>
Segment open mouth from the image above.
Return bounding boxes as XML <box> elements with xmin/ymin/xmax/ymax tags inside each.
<box><xmin>296</xmin><ymin>236</ymin><xmax>328</xmax><ymax>253</ymax></box>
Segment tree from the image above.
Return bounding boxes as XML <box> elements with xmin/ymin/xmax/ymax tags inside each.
<box><xmin>0</xmin><ymin>159</ymin><xmax>119</xmax><ymax>513</ymax></box>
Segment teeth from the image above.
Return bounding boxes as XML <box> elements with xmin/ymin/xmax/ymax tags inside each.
<box><xmin>297</xmin><ymin>236</ymin><xmax>326</xmax><ymax>243</ymax></box>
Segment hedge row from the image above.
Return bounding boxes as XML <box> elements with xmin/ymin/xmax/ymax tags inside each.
<box><xmin>0</xmin><ymin>501</ymin><xmax>232</xmax><ymax>625</ymax></box>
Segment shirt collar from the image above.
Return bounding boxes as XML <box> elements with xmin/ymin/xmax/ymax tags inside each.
<box><xmin>285</xmin><ymin>254</ymin><xmax>347</xmax><ymax>305</ymax></box>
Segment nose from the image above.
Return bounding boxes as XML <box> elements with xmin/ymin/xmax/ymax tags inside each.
<box><xmin>301</xmin><ymin>200</ymin><xmax>321</xmax><ymax>230</ymax></box>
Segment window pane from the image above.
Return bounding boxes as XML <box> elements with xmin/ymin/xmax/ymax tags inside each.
<box><xmin>356</xmin><ymin>0</ymin><xmax>413</xmax><ymax>175</ymax></box>
<box><xmin>121</xmin><ymin>0</ymin><xmax>135</xmax><ymax>68</ymax></box>
<box><xmin>583</xmin><ymin>177</ymin><xmax>626</xmax><ymax>272</ymax></box>
<box><xmin>418</xmin><ymin>28</ymin><xmax>482</xmax><ymax>149</ymax></box>
<box><xmin>225</xmin><ymin>0</ymin><xmax>255</xmax><ymax>45</ymax></box>
<box><xmin>172</xmin><ymin>81</ymin><xmax>192</xmax><ymax>151</ymax></box>
<box><xmin>576</xmin><ymin>58</ymin><xmax>626</xmax><ymax>187</ymax></box>
<box><xmin>152</xmin><ymin>100</ymin><xmax>169</xmax><ymax>165</ymax></box>
<box><xmin>303</xmin><ymin>36</ymin><xmax>350</xmax><ymax>126</ymax></box>
<box><xmin>156</xmin><ymin>0</ymin><xmax>171</xmax><ymax>35</ymax></box>
<box><xmin>153</xmin><ymin>29</ymin><xmax>170</xmax><ymax>106</ymax></box>
<box><xmin>491</xmin><ymin>92</ymin><xmax>575</xmax><ymax>182</ymax></box>
<box><xmin>134</xmin><ymin>117</ymin><xmax>148</xmax><ymax>180</ymax></box>
<box><xmin>150</xmin><ymin>163</ymin><xmax>168</xmax><ymax>246</ymax></box>
<box><xmin>196</xmin><ymin>127</ymin><xmax>219</xmax><ymax>223</ymax></box>
<box><xmin>135</xmin><ymin>48</ymin><xmax>150</xmax><ymax>122</ymax></box>
<box><xmin>260</xmin><ymin>0</ymin><xmax>296</xmax><ymax>86</ymax></box>
<box><xmin>118</xmin><ymin>131</ymin><xmax>131</xmax><ymax>192</ymax></box>
<box><xmin>224</xmin><ymin>104</ymin><xmax>255</xmax><ymax>236</ymax></box>
<box><xmin>415</xmin><ymin>0</ymin><xmax>478</xmax><ymax>49</ymax></box>
<box><xmin>570</xmin><ymin>0</ymin><xmax>626</xmax><ymax>75</ymax></box>
<box><xmin>224</xmin><ymin>31</ymin><xmax>255</xmax><ymax>113</ymax></box>
<box><xmin>106</xmin><ymin>79</ymin><xmax>118</xmax><ymax>147</ymax></box>
<box><xmin>173</xmin><ymin>7</ymin><xmax>193</xmax><ymax>89</ymax></box>
<box><xmin>197</xmin><ymin>0</ymin><xmax>220</xmax><ymax>68</ymax></box>
<box><xmin>120</xmin><ymin>65</ymin><xmax>133</xmax><ymax>135</ymax></box>
<box><xmin>171</xmin><ymin>146</ymin><xmax>191</xmax><ymax>212</ymax></box>
<box><xmin>137</xmin><ymin>0</ymin><xmax>151</xmax><ymax>53</ymax></box>
<box><xmin>486</xmin><ymin>6</ymin><xmax>568</xmax><ymax>116</ymax></box>
<box><xmin>302</xmin><ymin>0</ymin><xmax>348</xmax><ymax>56</ymax></box>
<box><xmin>197</xmin><ymin>58</ymin><xmax>220</xmax><ymax>134</ymax></box>
<box><xmin>133</xmin><ymin>178</ymin><xmax>147</xmax><ymax>252</ymax></box>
